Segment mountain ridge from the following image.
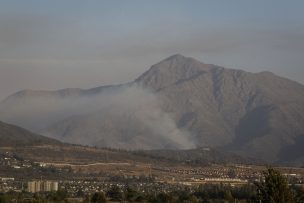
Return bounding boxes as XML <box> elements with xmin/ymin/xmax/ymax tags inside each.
<box><xmin>1</xmin><ymin>55</ymin><xmax>303</xmax><ymax>165</ymax></box>
<box><xmin>7</xmin><ymin>54</ymin><xmax>302</xmax><ymax>100</ymax></box>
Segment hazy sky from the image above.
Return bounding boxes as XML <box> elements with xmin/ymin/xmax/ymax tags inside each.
<box><xmin>1</xmin><ymin>0</ymin><xmax>304</xmax><ymax>100</ymax></box>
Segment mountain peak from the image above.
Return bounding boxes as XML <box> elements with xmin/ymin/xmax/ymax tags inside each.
<box><xmin>162</xmin><ymin>54</ymin><xmax>204</xmax><ymax>64</ymax></box>
<box><xmin>165</xmin><ymin>54</ymin><xmax>187</xmax><ymax>61</ymax></box>
<box><xmin>135</xmin><ymin>54</ymin><xmax>210</xmax><ymax>90</ymax></box>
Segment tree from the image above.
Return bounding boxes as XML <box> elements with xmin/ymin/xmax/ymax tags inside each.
<box><xmin>106</xmin><ymin>185</ymin><xmax>123</xmax><ymax>201</ymax></box>
<box><xmin>177</xmin><ymin>190</ymin><xmax>191</xmax><ymax>202</ymax></box>
<box><xmin>125</xmin><ymin>187</ymin><xmax>140</xmax><ymax>202</ymax></box>
<box><xmin>91</xmin><ymin>192</ymin><xmax>107</xmax><ymax>203</ymax></box>
<box><xmin>188</xmin><ymin>195</ymin><xmax>199</xmax><ymax>203</ymax></box>
<box><xmin>152</xmin><ymin>192</ymin><xmax>173</xmax><ymax>203</ymax></box>
<box><xmin>256</xmin><ymin>167</ymin><xmax>293</xmax><ymax>203</ymax></box>
<box><xmin>293</xmin><ymin>186</ymin><xmax>304</xmax><ymax>203</ymax></box>
<box><xmin>48</xmin><ymin>189</ymin><xmax>68</xmax><ymax>202</ymax></box>
<box><xmin>223</xmin><ymin>191</ymin><xmax>234</xmax><ymax>203</ymax></box>
<box><xmin>0</xmin><ymin>193</ymin><xmax>9</xmax><ymax>203</ymax></box>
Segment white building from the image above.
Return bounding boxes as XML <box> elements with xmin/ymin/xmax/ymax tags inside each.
<box><xmin>27</xmin><ymin>180</ymin><xmax>58</xmax><ymax>193</ymax></box>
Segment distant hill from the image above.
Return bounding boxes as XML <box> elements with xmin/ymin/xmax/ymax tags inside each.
<box><xmin>133</xmin><ymin>148</ymin><xmax>262</xmax><ymax>166</ymax></box>
<box><xmin>0</xmin><ymin>142</ymin><xmax>257</xmax><ymax>167</ymax></box>
<box><xmin>0</xmin><ymin>121</ymin><xmax>61</xmax><ymax>147</ymax></box>
<box><xmin>1</xmin><ymin>54</ymin><xmax>304</xmax><ymax>165</ymax></box>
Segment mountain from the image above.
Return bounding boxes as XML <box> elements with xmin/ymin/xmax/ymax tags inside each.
<box><xmin>0</xmin><ymin>120</ymin><xmax>61</xmax><ymax>147</ymax></box>
<box><xmin>135</xmin><ymin>55</ymin><xmax>304</xmax><ymax>164</ymax></box>
<box><xmin>1</xmin><ymin>54</ymin><xmax>304</xmax><ymax>165</ymax></box>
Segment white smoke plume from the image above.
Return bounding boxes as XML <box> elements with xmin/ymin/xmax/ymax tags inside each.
<box><xmin>0</xmin><ymin>85</ymin><xmax>195</xmax><ymax>149</ymax></box>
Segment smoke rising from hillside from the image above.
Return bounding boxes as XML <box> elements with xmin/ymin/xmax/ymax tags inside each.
<box><xmin>0</xmin><ymin>85</ymin><xmax>195</xmax><ymax>149</ymax></box>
